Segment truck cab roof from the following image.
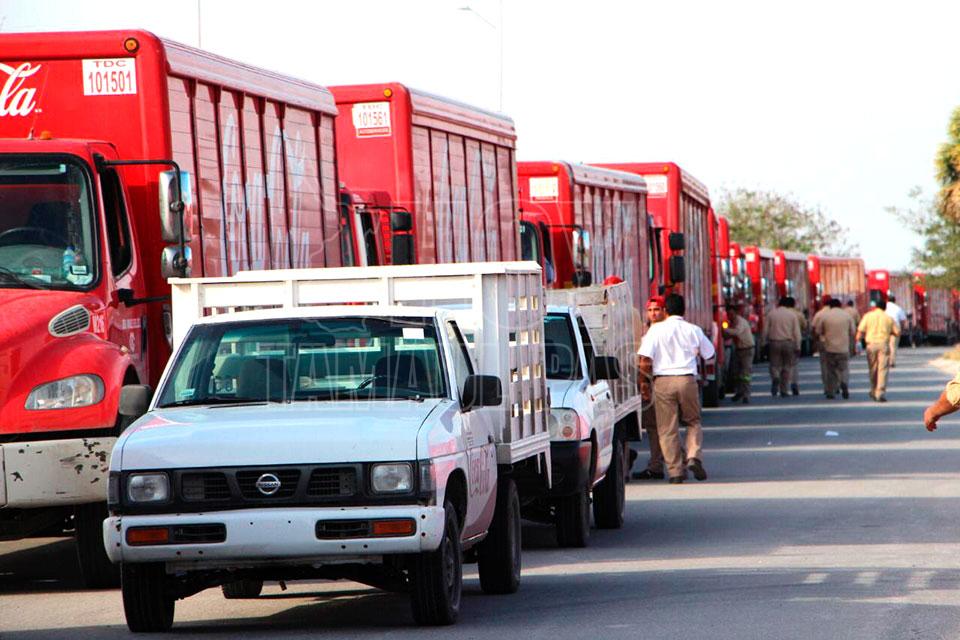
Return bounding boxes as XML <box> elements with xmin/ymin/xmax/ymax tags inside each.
<box><xmin>187</xmin><ymin>305</ymin><xmax>447</xmax><ymax>327</ymax></box>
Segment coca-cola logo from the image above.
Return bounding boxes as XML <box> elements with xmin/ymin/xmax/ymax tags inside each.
<box><xmin>0</xmin><ymin>62</ymin><xmax>41</xmax><ymax>117</ymax></box>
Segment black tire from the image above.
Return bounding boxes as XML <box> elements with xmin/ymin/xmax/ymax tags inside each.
<box><xmin>702</xmin><ymin>378</ymin><xmax>720</xmax><ymax>408</ymax></box>
<box><xmin>477</xmin><ymin>478</ymin><xmax>521</xmax><ymax>594</ymax></box>
<box><xmin>75</xmin><ymin>501</ymin><xmax>120</xmax><ymax>589</ymax></box>
<box><xmin>410</xmin><ymin>501</ymin><xmax>462</xmax><ymax>626</ymax></box>
<box><xmin>593</xmin><ymin>441</ymin><xmax>625</xmax><ymax>529</ymax></box>
<box><xmin>555</xmin><ymin>485</ymin><xmax>590</xmax><ymax>548</ymax></box>
<box><xmin>121</xmin><ymin>563</ymin><xmax>175</xmax><ymax>632</ymax></box>
<box><xmin>221</xmin><ymin>578</ymin><xmax>263</xmax><ymax>599</ymax></box>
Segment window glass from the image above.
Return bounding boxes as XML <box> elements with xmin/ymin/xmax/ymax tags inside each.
<box><xmin>544</xmin><ymin>313</ymin><xmax>582</xmax><ymax>380</ymax></box>
<box><xmin>519</xmin><ymin>220</ymin><xmax>540</xmax><ymax>263</ymax></box>
<box><xmin>444</xmin><ymin>321</ymin><xmax>474</xmax><ymax>400</ymax></box>
<box><xmin>101</xmin><ymin>168</ymin><xmax>132</xmax><ymax>276</ymax></box>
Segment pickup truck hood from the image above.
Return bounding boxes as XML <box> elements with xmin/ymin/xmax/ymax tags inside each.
<box><xmin>547</xmin><ymin>378</ymin><xmax>584</xmax><ymax>408</ymax></box>
<box><xmin>116</xmin><ymin>400</ymin><xmax>445</xmax><ymax>470</ymax></box>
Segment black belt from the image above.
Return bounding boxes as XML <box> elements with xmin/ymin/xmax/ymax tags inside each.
<box><xmin>654</xmin><ymin>374</ymin><xmax>695</xmax><ymax>379</ymax></box>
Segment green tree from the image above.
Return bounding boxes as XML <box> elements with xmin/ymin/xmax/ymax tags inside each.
<box><xmin>936</xmin><ymin>106</ymin><xmax>960</xmax><ymax>221</ymax></box>
<box><xmin>889</xmin><ymin>187</ymin><xmax>960</xmax><ymax>288</ymax></box>
<box><xmin>717</xmin><ymin>188</ymin><xmax>857</xmax><ymax>255</ymax></box>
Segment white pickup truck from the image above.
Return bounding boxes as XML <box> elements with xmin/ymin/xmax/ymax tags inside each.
<box><xmin>540</xmin><ymin>283</ymin><xmax>641</xmax><ymax>547</ymax></box>
<box><xmin>102</xmin><ymin>263</ymin><xmax>551</xmax><ymax>631</ymax></box>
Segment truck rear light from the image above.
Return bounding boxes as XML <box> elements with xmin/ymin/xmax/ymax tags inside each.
<box><xmin>371</xmin><ymin>519</ymin><xmax>416</xmax><ymax>537</ymax></box>
<box><xmin>126</xmin><ymin>527</ymin><xmax>170</xmax><ymax>545</ymax></box>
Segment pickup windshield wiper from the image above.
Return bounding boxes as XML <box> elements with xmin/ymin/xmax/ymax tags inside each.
<box><xmin>0</xmin><ymin>266</ymin><xmax>43</xmax><ymax>289</ymax></box>
<box><xmin>157</xmin><ymin>396</ymin><xmax>282</xmax><ymax>409</ymax></box>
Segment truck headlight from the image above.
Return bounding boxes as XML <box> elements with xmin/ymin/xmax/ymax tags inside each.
<box><xmin>371</xmin><ymin>463</ymin><xmax>413</xmax><ymax>493</ymax></box>
<box><xmin>25</xmin><ymin>375</ymin><xmax>104</xmax><ymax>410</ymax></box>
<box><xmin>126</xmin><ymin>473</ymin><xmax>170</xmax><ymax>503</ymax></box>
<box><xmin>549</xmin><ymin>408</ymin><xmax>581</xmax><ymax>441</ymax></box>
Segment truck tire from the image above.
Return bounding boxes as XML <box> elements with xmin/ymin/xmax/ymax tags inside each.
<box><xmin>121</xmin><ymin>563</ymin><xmax>175</xmax><ymax>632</ymax></box>
<box><xmin>410</xmin><ymin>501</ymin><xmax>462</xmax><ymax>625</ymax></box>
<box><xmin>593</xmin><ymin>442</ymin><xmax>625</xmax><ymax>529</ymax></box>
<box><xmin>477</xmin><ymin>478</ymin><xmax>521</xmax><ymax>594</ymax></box>
<box><xmin>702</xmin><ymin>378</ymin><xmax>720</xmax><ymax>408</ymax></box>
<box><xmin>555</xmin><ymin>485</ymin><xmax>590</xmax><ymax>548</ymax></box>
<box><xmin>221</xmin><ymin>579</ymin><xmax>263</xmax><ymax>599</ymax></box>
<box><xmin>75</xmin><ymin>501</ymin><xmax>120</xmax><ymax>588</ymax></box>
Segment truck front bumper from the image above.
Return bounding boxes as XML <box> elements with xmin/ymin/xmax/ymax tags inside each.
<box><xmin>1</xmin><ymin>437</ymin><xmax>115</xmax><ymax>508</ymax></box>
<box><xmin>103</xmin><ymin>505</ymin><xmax>446</xmax><ymax>567</ymax></box>
<box><xmin>549</xmin><ymin>440</ymin><xmax>592</xmax><ymax>497</ymax></box>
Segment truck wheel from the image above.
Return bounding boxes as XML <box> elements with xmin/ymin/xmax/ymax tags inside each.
<box><xmin>593</xmin><ymin>442</ymin><xmax>625</xmax><ymax>529</ymax></box>
<box><xmin>75</xmin><ymin>502</ymin><xmax>120</xmax><ymax>588</ymax></box>
<box><xmin>477</xmin><ymin>478</ymin><xmax>521</xmax><ymax>594</ymax></box>
<box><xmin>221</xmin><ymin>579</ymin><xmax>263</xmax><ymax>599</ymax></box>
<box><xmin>410</xmin><ymin>501</ymin><xmax>462</xmax><ymax>625</ymax></box>
<box><xmin>555</xmin><ymin>485</ymin><xmax>590</xmax><ymax>548</ymax></box>
<box><xmin>702</xmin><ymin>378</ymin><xmax>720</xmax><ymax>408</ymax></box>
<box><xmin>121</xmin><ymin>563</ymin><xmax>175</xmax><ymax>632</ymax></box>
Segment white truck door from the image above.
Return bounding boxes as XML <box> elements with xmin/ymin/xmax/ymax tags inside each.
<box><xmin>445</xmin><ymin>321</ymin><xmax>497</xmax><ymax>539</ymax></box>
<box><xmin>576</xmin><ymin>316</ymin><xmax>615</xmax><ymax>481</ymax></box>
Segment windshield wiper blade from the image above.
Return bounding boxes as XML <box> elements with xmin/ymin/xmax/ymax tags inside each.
<box><xmin>157</xmin><ymin>396</ymin><xmax>281</xmax><ymax>408</ymax></box>
<box><xmin>0</xmin><ymin>266</ymin><xmax>43</xmax><ymax>289</ymax></box>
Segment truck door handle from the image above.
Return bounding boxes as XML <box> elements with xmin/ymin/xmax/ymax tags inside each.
<box><xmin>488</xmin><ymin>434</ymin><xmax>495</xmax><ymax>444</ymax></box>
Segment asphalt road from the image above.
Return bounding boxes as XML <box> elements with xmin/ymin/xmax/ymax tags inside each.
<box><xmin>3</xmin><ymin>346</ymin><xmax>960</xmax><ymax>639</ymax></box>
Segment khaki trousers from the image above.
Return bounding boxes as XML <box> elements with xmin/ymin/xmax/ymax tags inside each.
<box><xmin>768</xmin><ymin>340</ymin><xmax>796</xmax><ymax>394</ymax></box>
<box><xmin>735</xmin><ymin>347</ymin><xmax>754</xmax><ymax>399</ymax></box>
<box><xmin>641</xmin><ymin>404</ymin><xmax>663</xmax><ymax>473</ymax></box>
<box><xmin>889</xmin><ymin>334</ymin><xmax>899</xmax><ymax>366</ymax></box>
<box><xmin>821</xmin><ymin>351</ymin><xmax>849</xmax><ymax>395</ymax></box>
<box><xmin>653</xmin><ymin>375</ymin><xmax>702</xmax><ymax>478</ymax></box>
<box><xmin>866</xmin><ymin>342</ymin><xmax>890</xmax><ymax>398</ymax></box>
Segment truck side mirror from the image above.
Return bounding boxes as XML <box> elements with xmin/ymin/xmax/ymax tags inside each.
<box><xmin>161</xmin><ymin>246</ymin><xmax>192</xmax><ymax>279</ymax></box>
<box><xmin>119</xmin><ymin>384</ymin><xmax>153</xmax><ymax>419</ymax></box>
<box><xmin>572</xmin><ymin>270</ymin><xmax>592</xmax><ymax>287</ymax></box>
<box><xmin>668</xmin><ymin>232</ymin><xmax>685</xmax><ymax>251</ymax></box>
<box><xmin>390</xmin><ymin>210</ymin><xmax>413</xmax><ymax>232</ymax></box>
<box><xmin>592</xmin><ymin>355</ymin><xmax>620</xmax><ymax>380</ymax></box>
<box><xmin>392</xmin><ymin>235</ymin><xmax>415</xmax><ymax>265</ymax></box>
<box><xmin>158</xmin><ymin>170</ymin><xmax>193</xmax><ymax>243</ymax></box>
<box><xmin>669</xmin><ymin>255</ymin><xmax>686</xmax><ymax>283</ymax></box>
<box><xmin>461</xmin><ymin>374</ymin><xmax>502</xmax><ymax>410</ymax></box>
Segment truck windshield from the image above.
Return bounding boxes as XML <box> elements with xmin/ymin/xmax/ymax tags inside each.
<box><xmin>156</xmin><ymin>316</ymin><xmax>448</xmax><ymax>407</ymax></box>
<box><xmin>544</xmin><ymin>313</ymin><xmax>582</xmax><ymax>380</ymax></box>
<box><xmin>0</xmin><ymin>156</ymin><xmax>96</xmax><ymax>290</ymax></box>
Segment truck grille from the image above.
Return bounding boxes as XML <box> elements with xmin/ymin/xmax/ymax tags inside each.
<box><xmin>171</xmin><ymin>523</ymin><xmax>226</xmax><ymax>544</ymax></box>
<box><xmin>315</xmin><ymin>520</ymin><xmax>370</xmax><ymax>539</ymax></box>
<box><xmin>48</xmin><ymin>305</ymin><xmax>91</xmax><ymax>337</ymax></box>
<box><xmin>307</xmin><ymin>468</ymin><xmax>357</xmax><ymax>497</ymax></box>
<box><xmin>181</xmin><ymin>473</ymin><xmax>231</xmax><ymax>501</ymax></box>
<box><xmin>236</xmin><ymin>469</ymin><xmax>301</xmax><ymax>499</ymax></box>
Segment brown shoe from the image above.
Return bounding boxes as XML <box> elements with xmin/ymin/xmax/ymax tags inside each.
<box><xmin>688</xmin><ymin>458</ymin><xmax>708</xmax><ymax>481</ymax></box>
<box><xmin>668</xmin><ymin>476</ymin><xmax>684</xmax><ymax>484</ymax></box>
<box><xmin>632</xmin><ymin>468</ymin><xmax>664</xmax><ymax>480</ymax></box>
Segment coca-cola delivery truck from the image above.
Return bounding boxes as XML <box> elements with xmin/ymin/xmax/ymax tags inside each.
<box><xmin>0</xmin><ymin>30</ymin><xmax>356</xmax><ymax>586</ymax></box>
<box><xmin>331</xmin><ymin>83</ymin><xmax>520</xmax><ymax>266</ymax></box>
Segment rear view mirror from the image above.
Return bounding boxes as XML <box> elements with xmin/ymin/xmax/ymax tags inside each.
<box><xmin>462</xmin><ymin>374</ymin><xmax>502</xmax><ymax>410</ymax></box>
<box><xmin>390</xmin><ymin>210</ymin><xmax>413</xmax><ymax>232</ymax></box>
<box><xmin>159</xmin><ymin>170</ymin><xmax>193</xmax><ymax>243</ymax></box>
<box><xmin>572</xmin><ymin>270</ymin><xmax>593</xmax><ymax>287</ymax></box>
<box><xmin>593</xmin><ymin>356</ymin><xmax>620</xmax><ymax>380</ymax></box>
<box><xmin>161</xmin><ymin>246</ymin><xmax>192</xmax><ymax>279</ymax></box>
<box><xmin>119</xmin><ymin>384</ymin><xmax>153</xmax><ymax>419</ymax></box>
<box><xmin>668</xmin><ymin>232</ymin><xmax>685</xmax><ymax>251</ymax></box>
<box><xmin>669</xmin><ymin>255</ymin><xmax>686</xmax><ymax>283</ymax></box>
<box><xmin>392</xmin><ymin>235</ymin><xmax>415</xmax><ymax>265</ymax></box>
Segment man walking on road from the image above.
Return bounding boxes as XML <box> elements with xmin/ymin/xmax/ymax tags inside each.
<box><xmin>844</xmin><ymin>300</ymin><xmax>862</xmax><ymax>356</ymax></box>
<box><xmin>638</xmin><ymin>293</ymin><xmax>716</xmax><ymax>484</ymax></box>
<box><xmin>789</xmin><ymin>300</ymin><xmax>808</xmax><ymax>395</ymax></box>
<box><xmin>885</xmin><ymin>295</ymin><xmax>908</xmax><ymax>367</ymax></box>
<box><xmin>763</xmin><ymin>297</ymin><xmax>802</xmax><ymax>397</ymax></box>
<box><xmin>813</xmin><ymin>299</ymin><xmax>856</xmax><ymax>399</ymax></box>
<box><xmin>856</xmin><ymin>300</ymin><xmax>900</xmax><ymax>402</ymax></box>
<box><xmin>633</xmin><ymin>296</ymin><xmax>667</xmax><ymax>480</ymax></box>
<box><xmin>723</xmin><ymin>305</ymin><xmax>755</xmax><ymax>403</ymax></box>
<box><xmin>923</xmin><ymin>370</ymin><xmax>960</xmax><ymax>431</ymax></box>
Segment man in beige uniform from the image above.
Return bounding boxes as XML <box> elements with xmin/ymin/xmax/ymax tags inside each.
<box><xmin>638</xmin><ymin>294</ymin><xmax>715</xmax><ymax>483</ymax></box>
<box><xmin>844</xmin><ymin>300</ymin><xmax>862</xmax><ymax>356</ymax></box>
<box><xmin>633</xmin><ymin>296</ymin><xmax>667</xmax><ymax>480</ymax></box>
<box><xmin>763</xmin><ymin>297</ymin><xmax>802</xmax><ymax>397</ymax></box>
<box><xmin>856</xmin><ymin>300</ymin><xmax>900</xmax><ymax>402</ymax></box>
<box><xmin>923</xmin><ymin>370</ymin><xmax>960</xmax><ymax>431</ymax></box>
<box><xmin>813</xmin><ymin>298</ymin><xmax>856</xmax><ymax>399</ymax></box>
<box><xmin>789</xmin><ymin>299</ymin><xmax>808</xmax><ymax>395</ymax></box>
<box><xmin>811</xmin><ymin>297</ymin><xmax>832</xmax><ymax>384</ymax></box>
<box><xmin>723</xmin><ymin>305</ymin><xmax>755</xmax><ymax>403</ymax></box>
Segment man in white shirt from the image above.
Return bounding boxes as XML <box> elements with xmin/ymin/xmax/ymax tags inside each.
<box><xmin>637</xmin><ymin>293</ymin><xmax>716</xmax><ymax>484</ymax></box>
<box><xmin>885</xmin><ymin>295</ymin><xmax>908</xmax><ymax>367</ymax></box>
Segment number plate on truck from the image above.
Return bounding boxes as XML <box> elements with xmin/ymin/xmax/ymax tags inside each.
<box><xmin>82</xmin><ymin>58</ymin><xmax>137</xmax><ymax>96</ymax></box>
<box><xmin>352</xmin><ymin>102</ymin><xmax>391</xmax><ymax>138</ymax></box>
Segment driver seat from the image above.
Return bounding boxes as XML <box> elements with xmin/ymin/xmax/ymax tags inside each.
<box><xmin>26</xmin><ymin>201</ymin><xmax>72</xmax><ymax>247</ymax></box>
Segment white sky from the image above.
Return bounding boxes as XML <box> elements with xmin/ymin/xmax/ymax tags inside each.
<box><xmin>4</xmin><ymin>0</ymin><xmax>958</xmax><ymax>270</ymax></box>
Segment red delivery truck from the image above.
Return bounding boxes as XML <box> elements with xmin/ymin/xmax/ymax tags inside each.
<box><xmin>706</xmin><ymin>208</ymin><xmax>728</xmax><ymax>404</ymax></box>
<box><xmin>808</xmin><ymin>255</ymin><xmax>867</xmax><ymax>315</ymax></box>
<box><xmin>331</xmin><ymin>83</ymin><xmax>519</xmax><ymax>266</ymax></box>
<box><xmin>774</xmin><ymin>250</ymin><xmax>813</xmax><ymax>352</ymax></box>
<box><xmin>868</xmin><ymin>269</ymin><xmax>918</xmax><ymax>345</ymax></box>
<box><xmin>0</xmin><ymin>29</ymin><xmax>352</xmax><ymax>586</ymax></box>
<box><xmin>592</xmin><ymin>162</ymin><xmax>720</xmax><ymax>403</ymax></box>
<box><xmin>516</xmin><ymin>161</ymin><xmax>650</xmax><ymax>305</ymax></box>
<box><xmin>744</xmin><ymin>246</ymin><xmax>777</xmax><ymax>356</ymax></box>
<box><xmin>914</xmin><ymin>273</ymin><xmax>958</xmax><ymax>343</ymax></box>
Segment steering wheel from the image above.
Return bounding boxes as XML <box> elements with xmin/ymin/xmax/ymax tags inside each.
<box><xmin>358</xmin><ymin>375</ymin><xmax>393</xmax><ymax>389</ymax></box>
<box><xmin>0</xmin><ymin>226</ymin><xmax>69</xmax><ymax>248</ymax></box>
